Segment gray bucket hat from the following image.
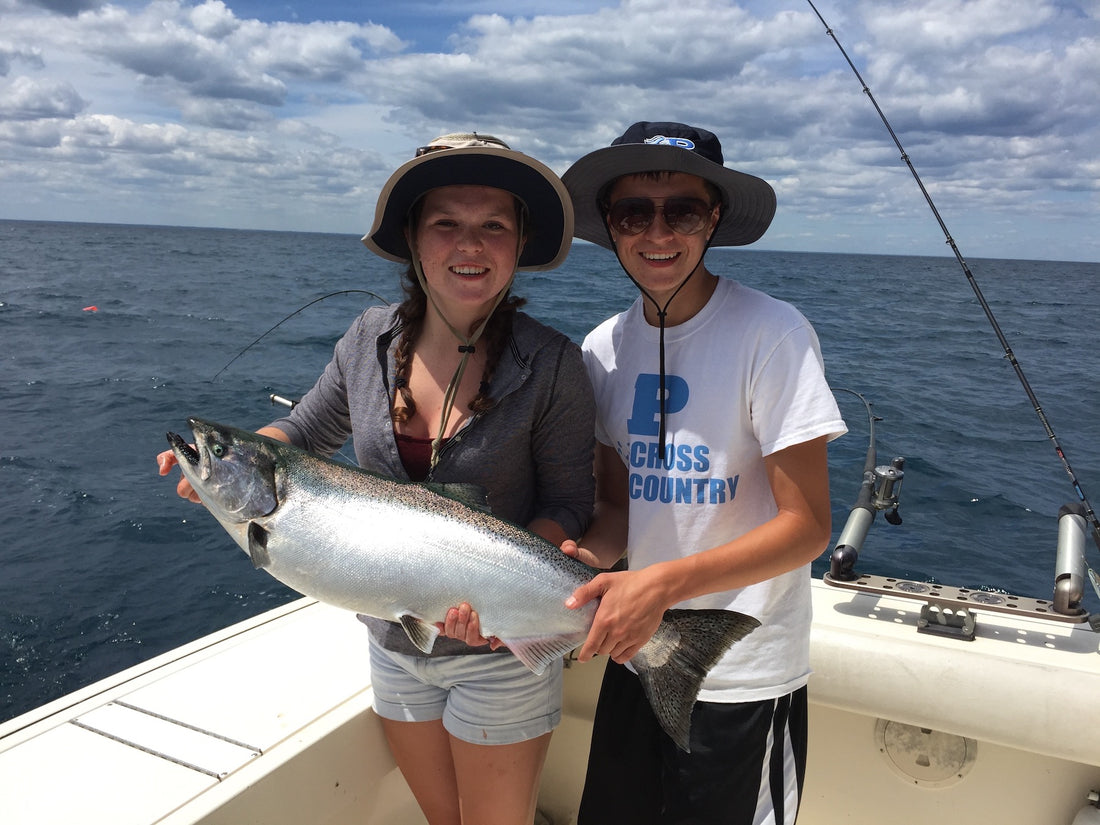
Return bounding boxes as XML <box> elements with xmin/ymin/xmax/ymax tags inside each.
<box><xmin>362</xmin><ymin>132</ymin><xmax>573</xmax><ymax>271</ymax></box>
<box><xmin>562</xmin><ymin>121</ymin><xmax>776</xmax><ymax>248</ymax></box>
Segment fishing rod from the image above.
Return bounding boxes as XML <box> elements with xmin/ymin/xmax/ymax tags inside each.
<box><xmin>211</xmin><ymin>288</ymin><xmax>389</xmax><ymax>468</ymax></box>
<box><xmin>211</xmin><ymin>289</ymin><xmax>388</xmax><ymax>382</ymax></box>
<box><xmin>805</xmin><ymin>2</ymin><xmax>1100</xmax><ymax>567</ymax></box>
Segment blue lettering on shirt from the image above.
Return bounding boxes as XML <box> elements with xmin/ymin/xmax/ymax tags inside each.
<box><xmin>629</xmin><ymin>440</ymin><xmax>709</xmax><ymax>472</ymax></box>
<box><xmin>619</xmin><ymin>373</ymin><xmax>736</xmax><ymax>506</ymax></box>
<box><xmin>628</xmin><ymin>469</ymin><xmax>739</xmax><ymax>504</ymax></box>
<box><xmin>627</xmin><ymin>374</ymin><xmax>689</xmax><ymax>436</ymax></box>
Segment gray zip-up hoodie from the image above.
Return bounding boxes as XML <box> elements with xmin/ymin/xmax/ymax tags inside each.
<box><xmin>269</xmin><ymin>304</ymin><xmax>596</xmax><ymax>656</ymax></box>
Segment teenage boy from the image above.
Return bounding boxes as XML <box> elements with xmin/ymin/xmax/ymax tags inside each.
<box><xmin>560</xmin><ymin>121</ymin><xmax>847</xmax><ymax>825</ymax></box>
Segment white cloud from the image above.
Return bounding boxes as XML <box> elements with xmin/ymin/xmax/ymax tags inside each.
<box><xmin>0</xmin><ymin>75</ymin><xmax>85</xmax><ymax>119</ymax></box>
<box><xmin>0</xmin><ymin>0</ymin><xmax>1096</xmax><ymax>260</ymax></box>
<box><xmin>80</xmin><ymin>4</ymin><xmax>291</xmax><ymax>107</ymax></box>
<box><xmin>253</xmin><ymin>20</ymin><xmax>407</xmax><ymax>81</ymax></box>
<box><xmin>0</xmin><ymin>41</ymin><xmax>46</xmax><ymax>75</ymax></box>
<box><xmin>862</xmin><ymin>0</ymin><xmax>1049</xmax><ymax>52</ymax></box>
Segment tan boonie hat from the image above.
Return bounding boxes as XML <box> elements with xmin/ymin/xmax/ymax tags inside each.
<box><xmin>362</xmin><ymin>132</ymin><xmax>574</xmax><ymax>271</ymax></box>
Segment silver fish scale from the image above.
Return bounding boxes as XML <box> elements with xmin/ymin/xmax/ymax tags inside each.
<box><xmin>257</xmin><ymin>456</ymin><xmax>599</xmax><ymax>640</ymax></box>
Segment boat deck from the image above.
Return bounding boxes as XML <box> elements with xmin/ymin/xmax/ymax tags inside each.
<box><xmin>2</xmin><ymin>583</ymin><xmax>1099</xmax><ymax>824</ymax></box>
<box><xmin>0</xmin><ymin>599</ymin><xmax>405</xmax><ymax>824</ymax></box>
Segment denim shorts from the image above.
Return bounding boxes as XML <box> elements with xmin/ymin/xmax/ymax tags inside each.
<box><xmin>368</xmin><ymin>636</ymin><xmax>563</xmax><ymax>745</ymax></box>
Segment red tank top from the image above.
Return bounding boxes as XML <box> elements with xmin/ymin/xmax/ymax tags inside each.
<box><xmin>394</xmin><ymin>432</ymin><xmax>445</xmax><ymax>481</ymax></box>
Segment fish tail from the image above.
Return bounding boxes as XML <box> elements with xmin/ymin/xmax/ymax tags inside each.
<box><xmin>633</xmin><ymin>608</ymin><xmax>760</xmax><ymax>752</ymax></box>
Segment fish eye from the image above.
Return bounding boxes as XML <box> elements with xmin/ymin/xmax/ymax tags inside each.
<box><xmin>211</xmin><ymin>442</ymin><xmax>226</xmax><ymax>458</ymax></box>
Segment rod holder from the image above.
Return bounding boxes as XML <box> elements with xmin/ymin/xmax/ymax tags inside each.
<box><xmin>1055</xmin><ymin>502</ymin><xmax>1088</xmax><ymax>617</ymax></box>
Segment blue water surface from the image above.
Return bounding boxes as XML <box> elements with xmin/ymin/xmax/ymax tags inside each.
<box><xmin>2</xmin><ymin>219</ymin><xmax>1098</xmax><ymax>722</ymax></box>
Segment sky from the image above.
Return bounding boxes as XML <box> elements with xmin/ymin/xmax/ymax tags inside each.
<box><xmin>1</xmin><ymin>0</ymin><xmax>1097</xmax><ymax>262</ymax></box>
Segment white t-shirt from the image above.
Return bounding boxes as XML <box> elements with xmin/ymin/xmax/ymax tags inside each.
<box><xmin>582</xmin><ymin>276</ymin><xmax>847</xmax><ymax>702</ymax></box>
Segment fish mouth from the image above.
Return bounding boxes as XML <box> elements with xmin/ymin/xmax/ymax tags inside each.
<box><xmin>166</xmin><ymin>430</ymin><xmax>200</xmax><ymax>466</ymax></box>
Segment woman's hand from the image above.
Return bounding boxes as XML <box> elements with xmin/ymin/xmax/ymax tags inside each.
<box><xmin>437</xmin><ymin>602</ymin><xmax>503</xmax><ymax>650</ymax></box>
<box><xmin>156</xmin><ymin>448</ymin><xmax>201</xmax><ymax>503</ymax></box>
<box><xmin>156</xmin><ymin>426</ymin><xmax>290</xmax><ymax>505</ymax></box>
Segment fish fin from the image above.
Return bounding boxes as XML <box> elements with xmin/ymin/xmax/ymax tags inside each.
<box><xmin>398</xmin><ymin>614</ymin><xmax>440</xmax><ymax>654</ymax></box>
<box><xmin>426</xmin><ymin>482</ymin><xmax>492</xmax><ymax>514</ymax></box>
<box><xmin>246</xmin><ymin>522</ymin><xmax>270</xmax><ymax>569</ymax></box>
<box><xmin>631</xmin><ymin>608</ymin><xmax>760</xmax><ymax>752</ymax></box>
<box><xmin>499</xmin><ymin>633</ymin><xmax>590</xmax><ymax>675</ymax></box>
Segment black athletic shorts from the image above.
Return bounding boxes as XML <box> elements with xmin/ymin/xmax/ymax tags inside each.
<box><xmin>577</xmin><ymin>660</ymin><xmax>807</xmax><ymax>825</ymax></box>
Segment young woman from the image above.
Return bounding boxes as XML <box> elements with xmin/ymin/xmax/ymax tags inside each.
<box><xmin>159</xmin><ymin>133</ymin><xmax>595</xmax><ymax>825</ymax></box>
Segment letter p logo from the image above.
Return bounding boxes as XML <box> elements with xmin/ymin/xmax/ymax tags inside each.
<box><xmin>627</xmin><ymin>373</ymin><xmax>689</xmax><ymax>436</ymax></box>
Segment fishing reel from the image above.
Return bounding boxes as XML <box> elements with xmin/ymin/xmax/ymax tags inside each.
<box><xmin>829</xmin><ymin>456</ymin><xmax>905</xmax><ymax>582</ymax></box>
<box><xmin>873</xmin><ymin>457</ymin><xmax>905</xmax><ymax>525</ymax></box>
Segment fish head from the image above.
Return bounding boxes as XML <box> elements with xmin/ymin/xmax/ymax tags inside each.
<box><xmin>166</xmin><ymin>418</ymin><xmax>279</xmax><ymax>525</ymax></box>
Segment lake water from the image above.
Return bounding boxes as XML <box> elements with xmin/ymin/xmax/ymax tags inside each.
<box><xmin>2</xmin><ymin>219</ymin><xmax>1097</xmax><ymax>722</ymax></box>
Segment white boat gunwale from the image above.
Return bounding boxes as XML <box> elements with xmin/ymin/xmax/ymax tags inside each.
<box><xmin>3</xmin><ymin>581</ymin><xmax>1099</xmax><ymax>825</ymax></box>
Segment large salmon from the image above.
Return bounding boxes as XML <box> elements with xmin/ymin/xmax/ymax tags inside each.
<box><xmin>167</xmin><ymin>418</ymin><xmax>759</xmax><ymax>750</ymax></box>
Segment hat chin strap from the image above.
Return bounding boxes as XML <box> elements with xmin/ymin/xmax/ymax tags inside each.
<box><xmin>407</xmin><ymin>216</ymin><xmax>524</xmax><ymax>472</ymax></box>
<box><xmin>606</xmin><ymin>213</ymin><xmax>723</xmax><ymax>468</ymax></box>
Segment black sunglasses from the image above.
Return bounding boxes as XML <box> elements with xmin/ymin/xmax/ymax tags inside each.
<box><xmin>606</xmin><ymin>197</ymin><xmax>715</xmax><ymax>236</ymax></box>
